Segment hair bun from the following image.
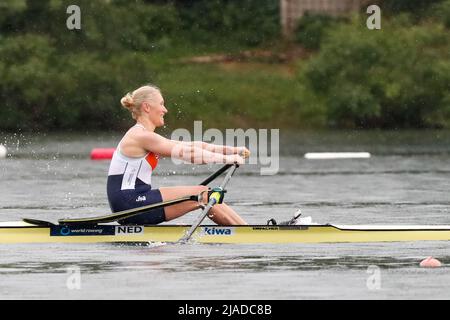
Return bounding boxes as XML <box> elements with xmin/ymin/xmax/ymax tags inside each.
<box><xmin>120</xmin><ymin>93</ymin><xmax>134</xmax><ymax>109</ymax></box>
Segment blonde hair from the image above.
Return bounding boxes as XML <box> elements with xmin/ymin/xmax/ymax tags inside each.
<box><xmin>120</xmin><ymin>84</ymin><xmax>161</xmax><ymax>120</ymax></box>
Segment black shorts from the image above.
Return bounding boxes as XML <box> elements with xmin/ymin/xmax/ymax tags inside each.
<box><xmin>107</xmin><ymin>178</ymin><xmax>166</xmax><ymax>225</ymax></box>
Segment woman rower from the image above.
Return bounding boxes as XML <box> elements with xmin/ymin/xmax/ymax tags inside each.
<box><xmin>107</xmin><ymin>84</ymin><xmax>249</xmax><ymax>225</ymax></box>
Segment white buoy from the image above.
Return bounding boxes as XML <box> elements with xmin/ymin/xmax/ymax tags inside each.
<box><xmin>0</xmin><ymin>145</ymin><xmax>7</xmax><ymax>159</ymax></box>
<box><xmin>304</xmin><ymin>152</ymin><xmax>371</xmax><ymax>160</ymax></box>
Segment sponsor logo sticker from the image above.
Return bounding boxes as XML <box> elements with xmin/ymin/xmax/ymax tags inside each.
<box><xmin>136</xmin><ymin>195</ymin><xmax>147</xmax><ymax>202</ymax></box>
<box><xmin>202</xmin><ymin>227</ymin><xmax>234</xmax><ymax>236</ymax></box>
<box><xmin>51</xmin><ymin>225</ymin><xmax>115</xmax><ymax>237</ymax></box>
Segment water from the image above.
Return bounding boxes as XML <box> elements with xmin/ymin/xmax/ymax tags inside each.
<box><xmin>0</xmin><ymin>130</ymin><xmax>449</xmax><ymax>299</ymax></box>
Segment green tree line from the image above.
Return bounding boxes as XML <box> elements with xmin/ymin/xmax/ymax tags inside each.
<box><xmin>0</xmin><ymin>0</ymin><xmax>449</xmax><ymax>131</ymax></box>
<box><xmin>295</xmin><ymin>0</ymin><xmax>450</xmax><ymax>128</ymax></box>
<box><xmin>0</xmin><ymin>0</ymin><xmax>279</xmax><ymax>131</ymax></box>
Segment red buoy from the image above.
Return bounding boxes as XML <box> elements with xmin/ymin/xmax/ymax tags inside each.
<box><xmin>419</xmin><ymin>257</ymin><xmax>442</xmax><ymax>268</ymax></box>
<box><xmin>90</xmin><ymin>148</ymin><xmax>115</xmax><ymax>160</ymax></box>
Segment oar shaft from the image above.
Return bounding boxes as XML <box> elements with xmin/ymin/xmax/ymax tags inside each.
<box><xmin>218</xmin><ymin>163</ymin><xmax>238</xmax><ymax>189</ymax></box>
<box><xmin>199</xmin><ymin>164</ymin><xmax>233</xmax><ymax>186</ymax></box>
<box><xmin>59</xmin><ymin>195</ymin><xmax>197</xmax><ymax>225</ymax></box>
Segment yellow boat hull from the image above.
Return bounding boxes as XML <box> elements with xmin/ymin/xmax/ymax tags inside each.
<box><xmin>1</xmin><ymin>223</ymin><xmax>450</xmax><ymax>244</ymax></box>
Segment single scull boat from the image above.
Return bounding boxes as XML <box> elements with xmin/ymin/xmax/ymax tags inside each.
<box><xmin>1</xmin><ymin>164</ymin><xmax>449</xmax><ymax>244</ymax></box>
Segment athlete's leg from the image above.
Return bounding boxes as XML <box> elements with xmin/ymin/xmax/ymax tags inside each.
<box><xmin>159</xmin><ymin>186</ymin><xmax>247</xmax><ymax>225</ymax></box>
<box><xmin>159</xmin><ymin>186</ymin><xmax>207</xmax><ymax>220</ymax></box>
<box><xmin>207</xmin><ymin>203</ymin><xmax>247</xmax><ymax>225</ymax></box>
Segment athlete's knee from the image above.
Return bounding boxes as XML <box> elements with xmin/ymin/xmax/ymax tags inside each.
<box><xmin>198</xmin><ymin>185</ymin><xmax>209</xmax><ymax>193</ymax></box>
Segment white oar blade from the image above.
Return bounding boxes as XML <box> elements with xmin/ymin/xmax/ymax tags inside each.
<box><xmin>304</xmin><ymin>152</ymin><xmax>371</xmax><ymax>159</ymax></box>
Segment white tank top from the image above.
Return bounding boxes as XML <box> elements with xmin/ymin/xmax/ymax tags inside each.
<box><xmin>107</xmin><ymin>124</ymin><xmax>159</xmax><ymax>190</ymax></box>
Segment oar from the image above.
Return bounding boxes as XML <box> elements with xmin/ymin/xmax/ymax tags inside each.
<box><xmin>199</xmin><ymin>163</ymin><xmax>233</xmax><ymax>186</ymax></box>
<box><xmin>58</xmin><ymin>195</ymin><xmax>200</xmax><ymax>225</ymax></box>
<box><xmin>178</xmin><ymin>163</ymin><xmax>239</xmax><ymax>243</ymax></box>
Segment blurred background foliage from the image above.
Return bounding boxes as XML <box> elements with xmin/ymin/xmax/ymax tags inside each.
<box><xmin>0</xmin><ymin>0</ymin><xmax>449</xmax><ymax>131</ymax></box>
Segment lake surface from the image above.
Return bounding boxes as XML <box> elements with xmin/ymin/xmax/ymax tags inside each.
<box><xmin>0</xmin><ymin>130</ymin><xmax>449</xmax><ymax>299</ymax></box>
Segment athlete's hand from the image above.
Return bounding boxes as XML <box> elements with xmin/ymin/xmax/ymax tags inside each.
<box><xmin>236</xmin><ymin>147</ymin><xmax>251</xmax><ymax>159</ymax></box>
<box><xmin>232</xmin><ymin>154</ymin><xmax>245</xmax><ymax>165</ymax></box>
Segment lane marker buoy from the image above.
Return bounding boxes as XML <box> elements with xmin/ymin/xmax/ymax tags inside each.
<box><xmin>419</xmin><ymin>256</ymin><xmax>442</xmax><ymax>268</ymax></box>
<box><xmin>90</xmin><ymin>148</ymin><xmax>115</xmax><ymax>160</ymax></box>
<box><xmin>304</xmin><ymin>152</ymin><xmax>371</xmax><ymax>159</ymax></box>
<box><xmin>0</xmin><ymin>145</ymin><xmax>7</xmax><ymax>159</ymax></box>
